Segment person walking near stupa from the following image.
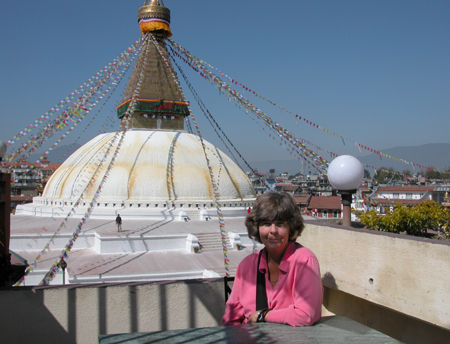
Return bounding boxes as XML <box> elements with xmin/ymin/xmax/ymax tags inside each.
<box><xmin>116</xmin><ymin>214</ymin><xmax>122</xmax><ymax>232</ymax></box>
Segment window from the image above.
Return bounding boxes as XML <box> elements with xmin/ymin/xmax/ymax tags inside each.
<box><xmin>393</xmin><ymin>193</ymin><xmax>399</xmax><ymax>198</ymax></box>
<box><xmin>406</xmin><ymin>194</ymin><xmax>412</xmax><ymax>199</ymax></box>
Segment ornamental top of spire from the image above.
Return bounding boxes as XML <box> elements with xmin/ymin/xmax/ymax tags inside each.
<box><xmin>138</xmin><ymin>0</ymin><xmax>172</xmax><ymax>37</ymax></box>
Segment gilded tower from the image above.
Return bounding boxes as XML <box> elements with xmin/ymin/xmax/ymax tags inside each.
<box><xmin>116</xmin><ymin>0</ymin><xmax>189</xmax><ymax>130</ymax></box>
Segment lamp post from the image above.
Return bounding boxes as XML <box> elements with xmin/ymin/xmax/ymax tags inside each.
<box><xmin>58</xmin><ymin>260</ymin><xmax>67</xmax><ymax>285</ymax></box>
<box><xmin>327</xmin><ymin>155</ymin><xmax>364</xmax><ymax>227</ymax></box>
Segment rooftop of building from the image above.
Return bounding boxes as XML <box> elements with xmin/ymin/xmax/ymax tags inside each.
<box><xmin>3</xmin><ymin>220</ymin><xmax>450</xmax><ymax>343</ymax></box>
<box><xmin>376</xmin><ymin>186</ymin><xmax>435</xmax><ymax>192</ymax></box>
<box><xmin>308</xmin><ymin>196</ymin><xmax>342</xmax><ymax>210</ymax></box>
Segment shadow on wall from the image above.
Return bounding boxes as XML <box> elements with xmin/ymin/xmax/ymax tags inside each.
<box><xmin>1</xmin><ymin>279</ymin><xmax>227</xmax><ymax>344</ymax></box>
<box><xmin>0</xmin><ymin>287</ymin><xmax>76</xmax><ymax>344</ymax></box>
<box><xmin>186</xmin><ymin>279</ymin><xmax>224</xmax><ymax>328</ymax></box>
<box><xmin>321</xmin><ymin>271</ymin><xmax>338</xmax><ymax>289</ymax></box>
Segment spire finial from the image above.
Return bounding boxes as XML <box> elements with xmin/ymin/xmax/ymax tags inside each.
<box><xmin>147</xmin><ymin>0</ymin><xmax>165</xmax><ymax>6</ymax></box>
<box><xmin>138</xmin><ymin>0</ymin><xmax>171</xmax><ymax>36</ymax></box>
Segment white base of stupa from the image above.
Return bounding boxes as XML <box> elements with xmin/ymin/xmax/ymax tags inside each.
<box><xmin>10</xmin><ymin>213</ymin><xmax>262</xmax><ymax>286</ymax></box>
<box><xmin>16</xmin><ymin>202</ymin><xmax>252</xmax><ymax>220</ymax></box>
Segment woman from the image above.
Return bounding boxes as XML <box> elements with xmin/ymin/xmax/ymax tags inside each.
<box><xmin>221</xmin><ymin>192</ymin><xmax>323</xmax><ymax>327</ymax></box>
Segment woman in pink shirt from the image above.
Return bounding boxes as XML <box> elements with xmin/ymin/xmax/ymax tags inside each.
<box><xmin>221</xmin><ymin>192</ymin><xmax>323</xmax><ymax>327</ymax></box>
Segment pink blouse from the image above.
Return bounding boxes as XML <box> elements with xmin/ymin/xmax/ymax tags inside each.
<box><xmin>221</xmin><ymin>242</ymin><xmax>323</xmax><ymax>327</ymax></box>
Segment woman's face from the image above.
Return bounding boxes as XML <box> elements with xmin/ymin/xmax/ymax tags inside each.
<box><xmin>258</xmin><ymin>220</ymin><xmax>290</xmax><ymax>253</ymax></box>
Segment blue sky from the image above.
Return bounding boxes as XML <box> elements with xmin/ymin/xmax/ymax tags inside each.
<box><xmin>1</xmin><ymin>0</ymin><xmax>449</xmax><ymax>170</ymax></box>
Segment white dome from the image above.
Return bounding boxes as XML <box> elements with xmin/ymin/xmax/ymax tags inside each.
<box><xmin>41</xmin><ymin>130</ymin><xmax>255</xmax><ymax>203</ymax></box>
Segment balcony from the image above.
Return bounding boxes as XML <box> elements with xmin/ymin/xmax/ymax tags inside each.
<box><xmin>1</xmin><ymin>221</ymin><xmax>449</xmax><ymax>343</ymax></box>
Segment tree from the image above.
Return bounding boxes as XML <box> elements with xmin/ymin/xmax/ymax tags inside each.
<box><xmin>373</xmin><ymin>167</ymin><xmax>401</xmax><ymax>185</ymax></box>
<box><xmin>359</xmin><ymin>200</ymin><xmax>450</xmax><ymax>239</ymax></box>
<box><xmin>401</xmin><ymin>169</ymin><xmax>412</xmax><ymax>177</ymax></box>
<box><xmin>423</xmin><ymin>167</ymin><xmax>441</xmax><ymax>180</ymax></box>
<box><xmin>364</xmin><ymin>169</ymin><xmax>371</xmax><ymax>178</ymax></box>
<box><xmin>443</xmin><ymin>168</ymin><xmax>450</xmax><ymax>180</ymax></box>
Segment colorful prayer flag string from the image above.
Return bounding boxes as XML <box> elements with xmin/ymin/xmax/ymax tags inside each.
<box><xmin>167</xmin><ymin>39</ymin><xmax>448</xmax><ymax>176</ymax></box>
<box><xmin>15</xmin><ymin>36</ymin><xmax>150</xmax><ymax>287</ymax></box>
<box><xmin>150</xmin><ymin>34</ymin><xmax>230</xmax><ymax>276</ymax></box>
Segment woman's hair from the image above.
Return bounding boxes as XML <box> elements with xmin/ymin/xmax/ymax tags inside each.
<box><xmin>245</xmin><ymin>191</ymin><xmax>304</xmax><ymax>244</ymax></box>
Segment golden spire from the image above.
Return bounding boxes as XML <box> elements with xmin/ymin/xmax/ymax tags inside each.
<box><xmin>149</xmin><ymin>0</ymin><xmax>165</xmax><ymax>5</ymax></box>
<box><xmin>116</xmin><ymin>0</ymin><xmax>189</xmax><ymax>130</ymax></box>
<box><xmin>138</xmin><ymin>0</ymin><xmax>172</xmax><ymax>37</ymax></box>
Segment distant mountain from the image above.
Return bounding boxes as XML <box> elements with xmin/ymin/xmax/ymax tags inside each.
<box><xmin>29</xmin><ymin>143</ymin><xmax>81</xmax><ymax>163</ymax></box>
<box><xmin>246</xmin><ymin>159</ymin><xmax>312</xmax><ymax>175</ymax></box>
<box><xmin>27</xmin><ymin>142</ymin><xmax>450</xmax><ymax>174</ymax></box>
<box><xmin>357</xmin><ymin>143</ymin><xmax>450</xmax><ymax>173</ymax></box>
<box><xmin>248</xmin><ymin>143</ymin><xmax>450</xmax><ymax>175</ymax></box>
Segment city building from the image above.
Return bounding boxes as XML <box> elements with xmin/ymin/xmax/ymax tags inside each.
<box><xmin>307</xmin><ymin>196</ymin><xmax>342</xmax><ymax>219</ymax></box>
<box><xmin>1</xmin><ymin>159</ymin><xmax>62</xmax><ymax>210</ymax></box>
<box><xmin>369</xmin><ymin>185</ymin><xmax>450</xmax><ymax>212</ymax></box>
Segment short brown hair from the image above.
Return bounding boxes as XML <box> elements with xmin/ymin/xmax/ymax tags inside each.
<box><xmin>245</xmin><ymin>192</ymin><xmax>304</xmax><ymax>244</ymax></box>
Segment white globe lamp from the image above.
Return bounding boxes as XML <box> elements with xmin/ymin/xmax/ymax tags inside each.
<box><xmin>328</xmin><ymin>155</ymin><xmax>364</xmax><ymax>190</ymax></box>
<box><xmin>327</xmin><ymin>155</ymin><xmax>364</xmax><ymax>227</ymax></box>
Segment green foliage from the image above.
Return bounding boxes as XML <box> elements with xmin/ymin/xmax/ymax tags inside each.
<box><xmin>423</xmin><ymin>167</ymin><xmax>441</xmax><ymax>180</ymax></box>
<box><xmin>364</xmin><ymin>169</ymin><xmax>371</xmax><ymax>178</ymax></box>
<box><xmin>373</xmin><ymin>167</ymin><xmax>403</xmax><ymax>185</ymax></box>
<box><xmin>358</xmin><ymin>210</ymin><xmax>385</xmax><ymax>231</ymax></box>
<box><xmin>421</xmin><ymin>167</ymin><xmax>450</xmax><ymax>180</ymax></box>
<box><xmin>401</xmin><ymin>169</ymin><xmax>412</xmax><ymax>177</ymax></box>
<box><xmin>359</xmin><ymin>200</ymin><xmax>450</xmax><ymax>239</ymax></box>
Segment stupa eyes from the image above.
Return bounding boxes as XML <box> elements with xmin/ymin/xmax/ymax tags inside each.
<box><xmin>141</xmin><ymin>114</ymin><xmax>175</xmax><ymax>120</ymax></box>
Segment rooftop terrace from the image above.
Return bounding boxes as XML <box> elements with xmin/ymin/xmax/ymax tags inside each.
<box><xmin>1</xmin><ymin>221</ymin><xmax>450</xmax><ymax>343</ymax></box>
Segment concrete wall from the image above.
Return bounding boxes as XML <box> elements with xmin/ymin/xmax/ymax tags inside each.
<box><xmin>1</xmin><ymin>222</ymin><xmax>450</xmax><ymax>343</ymax></box>
<box><xmin>301</xmin><ymin>221</ymin><xmax>450</xmax><ymax>343</ymax></box>
<box><xmin>0</xmin><ymin>279</ymin><xmax>226</xmax><ymax>344</ymax></box>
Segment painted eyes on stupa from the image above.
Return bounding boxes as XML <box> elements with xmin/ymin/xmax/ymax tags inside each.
<box><xmin>142</xmin><ymin>113</ymin><xmax>157</xmax><ymax>119</ymax></box>
<box><xmin>141</xmin><ymin>114</ymin><xmax>175</xmax><ymax>120</ymax></box>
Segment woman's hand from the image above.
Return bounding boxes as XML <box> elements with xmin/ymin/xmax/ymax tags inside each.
<box><xmin>247</xmin><ymin>311</ymin><xmax>260</xmax><ymax>324</ymax></box>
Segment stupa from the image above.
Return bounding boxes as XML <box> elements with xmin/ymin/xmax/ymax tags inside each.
<box><xmin>17</xmin><ymin>0</ymin><xmax>256</xmax><ymax>220</ymax></box>
<box><xmin>11</xmin><ymin>0</ymin><xmax>259</xmax><ymax>286</ymax></box>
